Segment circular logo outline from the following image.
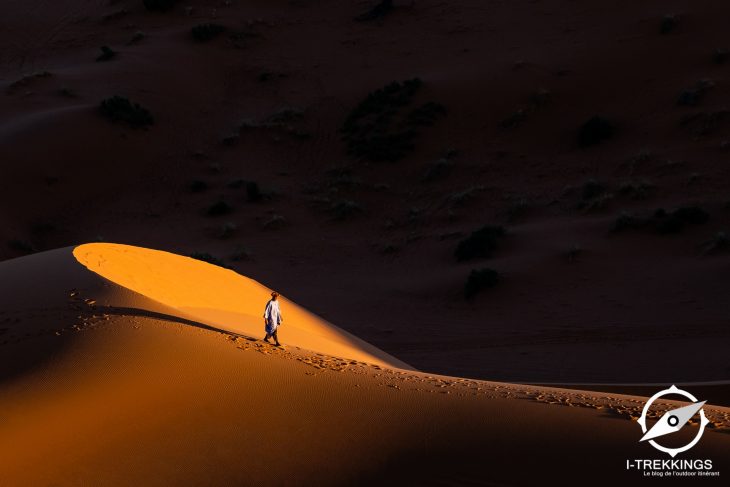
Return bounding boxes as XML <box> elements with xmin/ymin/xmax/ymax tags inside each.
<box><xmin>637</xmin><ymin>385</ymin><xmax>709</xmax><ymax>457</ymax></box>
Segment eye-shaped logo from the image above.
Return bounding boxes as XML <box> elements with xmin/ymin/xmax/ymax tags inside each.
<box><xmin>638</xmin><ymin>385</ymin><xmax>709</xmax><ymax>457</ymax></box>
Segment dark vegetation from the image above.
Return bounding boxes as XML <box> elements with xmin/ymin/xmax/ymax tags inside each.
<box><xmin>422</xmin><ymin>150</ymin><xmax>458</xmax><ymax>182</ymax></box>
<box><xmin>660</xmin><ymin>14</ymin><xmax>678</xmax><ymax>34</ymax></box>
<box><xmin>612</xmin><ymin>206</ymin><xmax>709</xmax><ymax>234</ymax></box>
<box><xmin>226</xmin><ymin>180</ymin><xmax>265</xmax><ymax>202</ymax></box>
<box><xmin>574</xmin><ymin>179</ymin><xmax>611</xmax><ymax>212</ymax></box>
<box><xmin>406</xmin><ymin>102</ymin><xmax>447</xmax><ymax>126</ymax></box>
<box><xmin>218</xmin><ymin>222</ymin><xmax>237</xmax><ymax>239</ymax></box>
<box><xmin>464</xmin><ymin>268</ymin><xmax>500</xmax><ymax>299</ymax></box>
<box><xmin>207</xmin><ymin>201</ymin><xmax>233</xmax><ymax>216</ymax></box>
<box><xmin>330</xmin><ymin>200</ymin><xmax>363</xmax><ymax>220</ymax></box>
<box><xmin>454</xmin><ymin>225</ymin><xmax>505</xmax><ymax>261</ymax></box>
<box><xmin>189</xmin><ymin>180</ymin><xmax>208</xmax><ymax>193</ymax></box>
<box><xmin>618</xmin><ymin>180</ymin><xmax>654</xmax><ymax>200</ymax></box>
<box><xmin>191</xmin><ymin>24</ymin><xmax>226</xmax><ymax>42</ymax></box>
<box><xmin>355</xmin><ymin>0</ymin><xmax>394</xmax><ymax>22</ymax></box>
<box><xmin>262</xmin><ymin>214</ymin><xmax>286</xmax><ymax>230</ymax></box>
<box><xmin>127</xmin><ymin>31</ymin><xmax>145</xmax><ymax>45</ymax></box>
<box><xmin>96</xmin><ymin>46</ymin><xmax>117</xmax><ymax>62</ymax></box>
<box><xmin>500</xmin><ymin>88</ymin><xmax>551</xmax><ymax>129</ymax></box>
<box><xmin>8</xmin><ymin>239</ymin><xmax>36</xmax><ymax>254</ymax></box>
<box><xmin>577</xmin><ymin>116</ymin><xmax>614</xmax><ymax>147</ymax></box>
<box><xmin>239</xmin><ymin>107</ymin><xmax>310</xmax><ymax>140</ymax></box>
<box><xmin>677</xmin><ymin>80</ymin><xmax>714</xmax><ymax>106</ymax></box>
<box><xmin>6</xmin><ymin>71</ymin><xmax>52</xmax><ymax>95</ymax></box>
<box><xmin>714</xmin><ymin>48</ymin><xmax>729</xmax><ymax>65</ymax></box>
<box><xmin>680</xmin><ymin>110</ymin><xmax>729</xmax><ymax>136</ymax></box>
<box><xmin>341</xmin><ymin>78</ymin><xmax>446</xmax><ymax>162</ymax></box>
<box><xmin>99</xmin><ymin>96</ymin><xmax>153</xmax><ymax>127</ymax></box>
<box><xmin>189</xmin><ymin>252</ymin><xmax>229</xmax><ymax>268</ymax></box>
<box><xmin>702</xmin><ymin>232</ymin><xmax>730</xmax><ymax>255</ymax></box>
<box><xmin>143</xmin><ymin>0</ymin><xmax>178</xmax><ymax>11</ymax></box>
<box><xmin>245</xmin><ymin>182</ymin><xmax>263</xmax><ymax>202</ymax></box>
<box><xmin>569</xmin><ymin>178</ymin><xmax>654</xmax><ymax>213</ymax></box>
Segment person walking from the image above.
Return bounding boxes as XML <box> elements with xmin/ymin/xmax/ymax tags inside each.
<box><xmin>263</xmin><ymin>291</ymin><xmax>283</xmax><ymax>346</ymax></box>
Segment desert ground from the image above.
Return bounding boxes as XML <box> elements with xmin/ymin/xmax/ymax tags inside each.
<box><xmin>1</xmin><ymin>244</ymin><xmax>729</xmax><ymax>485</ymax></box>
<box><xmin>2</xmin><ymin>0</ymin><xmax>730</xmax><ymax>484</ymax></box>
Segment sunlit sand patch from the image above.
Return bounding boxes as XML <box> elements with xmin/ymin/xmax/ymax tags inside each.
<box><xmin>72</xmin><ymin>243</ymin><xmax>412</xmax><ymax>369</ymax></box>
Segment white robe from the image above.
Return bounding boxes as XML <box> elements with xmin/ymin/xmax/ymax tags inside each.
<box><xmin>263</xmin><ymin>299</ymin><xmax>282</xmax><ymax>333</ymax></box>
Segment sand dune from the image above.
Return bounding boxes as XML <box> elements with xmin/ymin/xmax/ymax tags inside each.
<box><xmin>1</xmin><ymin>246</ymin><xmax>729</xmax><ymax>485</ymax></box>
<box><xmin>73</xmin><ymin>242</ymin><xmax>412</xmax><ymax>369</ymax></box>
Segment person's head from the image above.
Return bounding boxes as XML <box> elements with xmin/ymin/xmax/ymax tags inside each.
<box><xmin>271</xmin><ymin>291</ymin><xmax>279</xmax><ymax>301</ymax></box>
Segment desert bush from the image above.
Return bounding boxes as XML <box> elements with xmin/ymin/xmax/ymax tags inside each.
<box><xmin>654</xmin><ymin>206</ymin><xmax>709</xmax><ymax>234</ymax></box>
<box><xmin>577</xmin><ymin>116</ymin><xmax>614</xmax><ymax>147</ymax></box>
<box><xmin>612</xmin><ymin>206</ymin><xmax>709</xmax><ymax>234</ymax></box>
<box><xmin>96</xmin><ymin>46</ymin><xmax>117</xmax><ymax>62</ymax></box>
<box><xmin>575</xmin><ymin>179</ymin><xmax>613</xmax><ymax>212</ymax></box>
<box><xmin>231</xmin><ymin>245</ymin><xmax>253</xmax><ymax>261</ymax></box>
<box><xmin>99</xmin><ymin>96</ymin><xmax>153</xmax><ymax>127</ymax></box>
<box><xmin>702</xmin><ymin>231</ymin><xmax>730</xmax><ymax>255</ymax></box>
<box><xmin>564</xmin><ymin>245</ymin><xmax>582</xmax><ymax>262</ymax></box>
<box><xmin>422</xmin><ymin>149</ymin><xmax>457</xmax><ymax>182</ymax></box>
<box><xmin>679</xmin><ymin>110</ymin><xmax>730</xmax><ymax>136</ymax></box>
<box><xmin>449</xmin><ymin>186</ymin><xmax>484</xmax><ymax>207</ymax></box>
<box><xmin>505</xmin><ymin>197</ymin><xmax>532</xmax><ymax>222</ymax></box>
<box><xmin>529</xmin><ymin>88</ymin><xmax>552</xmax><ymax>107</ymax></box>
<box><xmin>660</xmin><ymin>14</ymin><xmax>678</xmax><ymax>34</ymax></box>
<box><xmin>464</xmin><ymin>268</ymin><xmax>500</xmax><ymax>299</ymax></box>
<box><xmin>677</xmin><ymin>80</ymin><xmax>714</xmax><ymax>106</ymax></box>
<box><xmin>6</xmin><ymin>71</ymin><xmax>52</xmax><ymax>95</ymax></box>
<box><xmin>218</xmin><ymin>222</ymin><xmax>237</xmax><ymax>239</ymax></box>
<box><xmin>581</xmin><ymin>179</ymin><xmax>606</xmax><ymax>200</ymax></box>
<box><xmin>500</xmin><ymin>109</ymin><xmax>527</xmax><ymax>129</ymax></box>
<box><xmin>612</xmin><ymin>211</ymin><xmax>643</xmax><ymax>232</ymax></box>
<box><xmin>189</xmin><ymin>180</ymin><xmax>208</xmax><ymax>192</ymax></box>
<box><xmin>348</xmin><ymin>131</ymin><xmax>416</xmax><ymax>162</ymax></box>
<box><xmin>189</xmin><ymin>252</ymin><xmax>228</xmax><ymax>268</ymax></box>
<box><xmin>344</xmin><ymin>79</ymin><xmax>421</xmax><ymax>129</ymax></box>
<box><xmin>422</xmin><ymin>158</ymin><xmax>453</xmax><ymax>182</ymax></box>
<box><xmin>207</xmin><ymin>200</ymin><xmax>233</xmax><ymax>216</ymax></box>
<box><xmin>342</xmin><ymin>78</ymin><xmax>445</xmax><ymax>162</ymax></box>
<box><xmin>192</xmin><ymin>24</ymin><xmax>225</xmax><ymax>42</ymax></box>
<box><xmin>331</xmin><ymin>200</ymin><xmax>363</xmax><ymax>220</ymax></box>
<box><xmin>127</xmin><ymin>31</ymin><xmax>145</xmax><ymax>45</ymax></box>
<box><xmin>143</xmin><ymin>0</ymin><xmax>178</xmax><ymax>11</ymax></box>
<box><xmin>262</xmin><ymin>214</ymin><xmax>287</xmax><ymax>229</ymax></box>
<box><xmin>246</xmin><ymin>181</ymin><xmax>263</xmax><ymax>202</ymax></box>
<box><xmin>8</xmin><ymin>239</ymin><xmax>36</xmax><ymax>253</ymax></box>
<box><xmin>221</xmin><ymin>134</ymin><xmax>239</xmax><ymax>146</ymax></box>
<box><xmin>406</xmin><ymin>102</ymin><xmax>447</xmax><ymax>126</ymax></box>
<box><xmin>500</xmin><ymin>89</ymin><xmax>552</xmax><ymax>129</ymax></box>
<box><xmin>267</xmin><ymin>107</ymin><xmax>304</xmax><ymax>124</ymax></box>
<box><xmin>618</xmin><ymin>180</ymin><xmax>653</xmax><ymax>200</ymax></box>
<box><xmin>238</xmin><ymin>107</ymin><xmax>309</xmax><ymax>140</ymax></box>
<box><xmin>454</xmin><ymin>225</ymin><xmax>505</xmax><ymax>261</ymax></box>
<box><xmin>58</xmin><ymin>87</ymin><xmax>77</xmax><ymax>98</ymax></box>
<box><xmin>355</xmin><ymin>0</ymin><xmax>394</xmax><ymax>22</ymax></box>
<box><xmin>713</xmin><ymin>48</ymin><xmax>729</xmax><ymax>65</ymax></box>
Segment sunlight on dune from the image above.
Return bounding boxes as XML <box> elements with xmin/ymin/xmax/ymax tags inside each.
<box><xmin>73</xmin><ymin>243</ymin><xmax>412</xmax><ymax>369</ymax></box>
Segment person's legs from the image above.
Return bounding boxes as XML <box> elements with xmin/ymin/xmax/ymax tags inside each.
<box><xmin>272</xmin><ymin>330</ymin><xmax>280</xmax><ymax>346</ymax></box>
<box><xmin>263</xmin><ymin>333</ymin><xmax>271</xmax><ymax>342</ymax></box>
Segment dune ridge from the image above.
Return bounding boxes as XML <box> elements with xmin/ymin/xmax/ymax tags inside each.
<box><xmin>72</xmin><ymin>242</ymin><xmax>412</xmax><ymax>369</ymax></box>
